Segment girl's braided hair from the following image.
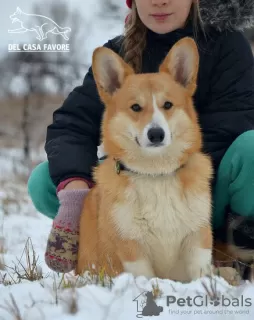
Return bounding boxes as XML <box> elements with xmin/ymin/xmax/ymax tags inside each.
<box><xmin>121</xmin><ymin>0</ymin><xmax>204</xmax><ymax>73</ymax></box>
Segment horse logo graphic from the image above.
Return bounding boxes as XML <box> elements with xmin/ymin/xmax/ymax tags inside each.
<box><xmin>8</xmin><ymin>7</ymin><xmax>71</xmax><ymax>41</ymax></box>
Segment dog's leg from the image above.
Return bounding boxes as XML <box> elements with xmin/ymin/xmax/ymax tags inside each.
<box><xmin>75</xmin><ymin>188</ymin><xmax>99</xmax><ymax>276</ymax></box>
<box><xmin>181</xmin><ymin>225</ymin><xmax>213</xmax><ymax>281</ymax></box>
<box><xmin>176</xmin><ymin>153</ymin><xmax>213</xmax><ymax>281</ymax></box>
<box><xmin>31</xmin><ymin>27</ymin><xmax>43</xmax><ymax>40</ymax></box>
<box><xmin>116</xmin><ymin>239</ymin><xmax>155</xmax><ymax>279</ymax></box>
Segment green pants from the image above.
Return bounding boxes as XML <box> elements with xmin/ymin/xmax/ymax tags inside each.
<box><xmin>28</xmin><ymin>130</ymin><xmax>254</xmax><ymax>230</ymax></box>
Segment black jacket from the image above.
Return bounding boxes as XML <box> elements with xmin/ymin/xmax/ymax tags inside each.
<box><xmin>45</xmin><ymin>1</ymin><xmax>254</xmax><ymax>187</ymax></box>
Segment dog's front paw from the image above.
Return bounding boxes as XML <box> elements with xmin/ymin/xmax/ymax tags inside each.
<box><xmin>186</xmin><ymin>248</ymin><xmax>213</xmax><ymax>281</ymax></box>
<box><xmin>123</xmin><ymin>259</ymin><xmax>155</xmax><ymax>279</ymax></box>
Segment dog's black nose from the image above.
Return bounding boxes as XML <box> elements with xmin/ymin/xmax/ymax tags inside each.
<box><xmin>147</xmin><ymin>127</ymin><xmax>165</xmax><ymax>144</ymax></box>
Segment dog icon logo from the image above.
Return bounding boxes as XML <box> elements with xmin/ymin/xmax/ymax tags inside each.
<box><xmin>133</xmin><ymin>291</ymin><xmax>163</xmax><ymax>318</ymax></box>
<box><xmin>8</xmin><ymin>7</ymin><xmax>71</xmax><ymax>41</ymax></box>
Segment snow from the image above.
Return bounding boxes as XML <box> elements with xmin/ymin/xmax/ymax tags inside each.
<box><xmin>1</xmin><ymin>152</ymin><xmax>254</xmax><ymax>320</ymax></box>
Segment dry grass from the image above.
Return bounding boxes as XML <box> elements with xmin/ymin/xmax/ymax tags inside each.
<box><xmin>152</xmin><ymin>279</ymin><xmax>163</xmax><ymax>299</ymax></box>
<box><xmin>1</xmin><ymin>237</ymin><xmax>44</xmax><ymax>286</ymax></box>
<box><xmin>0</xmin><ymin>235</ymin><xmax>116</xmax><ymax>290</ymax></box>
<box><xmin>213</xmin><ymin>243</ymin><xmax>254</xmax><ymax>286</ymax></box>
<box><xmin>7</xmin><ymin>237</ymin><xmax>43</xmax><ymax>282</ymax></box>
<box><xmin>55</xmin><ymin>273</ymin><xmax>86</xmax><ymax>291</ymax></box>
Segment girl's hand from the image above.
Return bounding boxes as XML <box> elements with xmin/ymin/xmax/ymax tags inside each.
<box><xmin>44</xmin><ymin>188</ymin><xmax>90</xmax><ymax>273</ymax></box>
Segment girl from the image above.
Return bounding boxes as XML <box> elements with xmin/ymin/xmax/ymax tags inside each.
<box><xmin>28</xmin><ymin>0</ymin><xmax>254</xmax><ymax>274</ymax></box>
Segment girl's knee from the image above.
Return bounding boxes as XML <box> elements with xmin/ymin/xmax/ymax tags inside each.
<box><xmin>28</xmin><ymin>162</ymin><xmax>50</xmax><ymax>196</ymax></box>
<box><xmin>28</xmin><ymin>161</ymin><xmax>59</xmax><ymax>218</ymax></box>
<box><xmin>222</xmin><ymin>130</ymin><xmax>254</xmax><ymax>166</ymax></box>
<box><xmin>231</xmin><ymin>130</ymin><xmax>254</xmax><ymax>157</ymax></box>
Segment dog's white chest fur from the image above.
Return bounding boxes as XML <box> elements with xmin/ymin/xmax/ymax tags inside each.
<box><xmin>112</xmin><ymin>173</ymin><xmax>210</xmax><ymax>279</ymax></box>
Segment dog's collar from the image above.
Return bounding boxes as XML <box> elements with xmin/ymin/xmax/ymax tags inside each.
<box><xmin>99</xmin><ymin>155</ymin><xmax>184</xmax><ymax>176</ymax></box>
<box><xmin>114</xmin><ymin>159</ymin><xmax>131</xmax><ymax>174</ymax></box>
<box><xmin>99</xmin><ymin>155</ymin><xmax>131</xmax><ymax>174</ymax></box>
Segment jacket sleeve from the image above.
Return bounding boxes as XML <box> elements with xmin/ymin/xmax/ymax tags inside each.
<box><xmin>200</xmin><ymin>31</ymin><xmax>254</xmax><ymax>172</ymax></box>
<box><xmin>45</xmin><ymin>37</ymin><xmax>122</xmax><ymax>186</ymax></box>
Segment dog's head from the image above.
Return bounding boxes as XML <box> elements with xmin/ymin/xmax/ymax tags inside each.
<box><xmin>92</xmin><ymin>37</ymin><xmax>202</xmax><ymax>175</ymax></box>
<box><xmin>10</xmin><ymin>7</ymin><xmax>23</xmax><ymax>23</ymax></box>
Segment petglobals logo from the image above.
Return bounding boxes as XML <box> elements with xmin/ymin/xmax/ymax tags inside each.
<box><xmin>167</xmin><ymin>295</ymin><xmax>252</xmax><ymax>308</ymax></box>
<box><xmin>8</xmin><ymin>7</ymin><xmax>71</xmax><ymax>52</ymax></box>
<box><xmin>166</xmin><ymin>294</ymin><xmax>252</xmax><ymax>316</ymax></box>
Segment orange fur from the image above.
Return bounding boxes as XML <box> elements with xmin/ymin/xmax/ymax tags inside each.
<box><xmin>76</xmin><ymin>38</ymin><xmax>214</xmax><ymax>282</ymax></box>
<box><xmin>178</xmin><ymin>153</ymin><xmax>213</xmax><ymax>194</ymax></box>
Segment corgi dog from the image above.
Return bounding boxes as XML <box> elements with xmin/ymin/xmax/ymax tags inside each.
<box><xmin>76</xmin><ymin>37</ymin><xmax>214</xmax><ymax>283</ymax></box>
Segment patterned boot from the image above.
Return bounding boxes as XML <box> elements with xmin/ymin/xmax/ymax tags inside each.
<box><xmin>226</xmin><ymin>208</ymin><xmax>254</xmax><ymax>280</ymax></box>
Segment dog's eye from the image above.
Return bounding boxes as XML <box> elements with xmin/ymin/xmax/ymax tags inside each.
<box><xmin>163</xmin><ymin>101</ymin><xmax>173</xmax><ymax>110</ymax></box>
<box><xmin>131</xmin><ymin>104</ymin><xmax>142</xmax><ymax>112</ymax></box>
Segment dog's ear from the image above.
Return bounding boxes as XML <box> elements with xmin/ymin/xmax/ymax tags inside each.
<box><xmin>92</xmin><ymin>47</ymin><xmax>134</xmax><ymax>104</ymax></box>
<box><xmin>159</xmin><ymin>37</ymin><xmax>199</xmax><ymax>96</ymax></box>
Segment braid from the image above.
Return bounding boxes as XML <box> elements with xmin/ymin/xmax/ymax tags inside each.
<box><xmin>122</xmin><ymin>4</ymin><xmax>147</xmax><ymax>73</ymax></box>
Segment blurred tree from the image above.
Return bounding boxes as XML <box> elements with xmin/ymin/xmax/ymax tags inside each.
<box><xmin>99</xmin><ymin>0</ymin><xmax>127</xmax><ymax>21</ymax></box>
<box><xmin>32</xmin><ymin>0</ymin><xmax>89</xmax><ymax>93</ymax></box>
<box><xmin>2</xmin><ymin>50</ymin><xmax>57</xmax><ymax>161</ymax></box>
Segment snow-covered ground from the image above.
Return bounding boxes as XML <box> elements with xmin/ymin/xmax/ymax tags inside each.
<box><xmin>1</xmin><ymin>1</ymin><xmax>254</xmax><ymax>316</ymax></box>
<box><xmin>1</xmin><ymin>150</ymin><xmax>254</xmax><ymax>320</ymax></box>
